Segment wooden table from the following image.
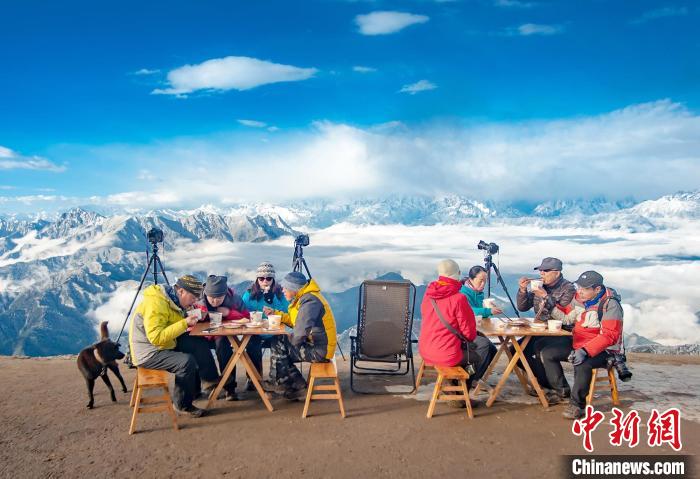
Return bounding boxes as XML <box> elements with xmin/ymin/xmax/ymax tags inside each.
<box><xmin>474</xmin><ymin>318</ymin><xmax>572</xmax><ymax>409</ymax></box>
<box><xmin>190</xmin><ymin>321</ymin><xmax>289</xmax><ymax>411</ymax></box>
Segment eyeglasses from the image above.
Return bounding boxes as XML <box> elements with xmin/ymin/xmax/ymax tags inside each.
<box><xmin>258</xmin><ymin>277</ymin><xmax>274</xmax><ymax>282</ymax></box>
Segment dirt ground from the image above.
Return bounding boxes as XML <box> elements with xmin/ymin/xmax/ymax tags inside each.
<box><xmin>1</xmin><ymin>353</ymin><xmax>697</xmax><ymax>479</ymax></box>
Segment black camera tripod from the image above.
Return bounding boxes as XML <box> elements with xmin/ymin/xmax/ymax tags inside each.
<box><xmin>116</xmin><ymin>230</ymin><xmax>170</xmax><ymax>346</ymax></box>
<box><xmin>483</xmin><ymin>252</ymin><xmax>520</xmax><ymax>318</ymax></box>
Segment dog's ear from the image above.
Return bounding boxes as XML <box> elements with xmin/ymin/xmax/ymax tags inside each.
<box><xmin>100</xmin><ymin>321</ymin><xmax>109</xmax><ymax>340</ymax></box>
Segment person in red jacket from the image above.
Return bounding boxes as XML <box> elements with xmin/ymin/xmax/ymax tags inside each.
<box><xmin>549</xmin><ymin>271</ymin><xmax>624</xmax><ymax>419</ymax></box>
<box><xmin>419</xmin><ymin>259</ymin><xmax>494</xmax><ymax>397</ymax></box>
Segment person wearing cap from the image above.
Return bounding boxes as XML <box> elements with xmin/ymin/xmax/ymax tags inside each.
<box><xmin>262</xmin><ymin>271</ymin><xmax>337</xmax><ymax>400</ymax></box>
<box><xmin>128</xmin><ymin>274</ymin><xmax>212</xmax><ymax>417</ymax></box>
<box><xmin>241</xmin><ymin>262</ymin><xmax>290</xmax><ymax>391</ymax></box>
<box><xmin>515</xmin><ymin>257</ymin><xmax>576</xmax><ymax>404</ymax></box>
<box><xmin>549</xmin><ymin>271</ymin><xmax>624</xmax><ymax>419</ymax></box>
<box><xmin>419</xmin><ymin>260</ymin><xmax>495</xmax><ymax>405</ymax></box>
<box><xmin>196</xmin><ymin>275</ymin><xmax>250</xmax><ymax>401</ymax></box>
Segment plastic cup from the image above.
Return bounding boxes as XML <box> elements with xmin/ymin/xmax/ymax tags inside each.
<box><xmin>547</xmin><ymin>319</ymin><xmax>562</xmax><ymax>332</ymax></box>
<box><xmin>483</xmin><ymin>298</ymin><xmax>497</xmax><ymax>309</ymax></box>
<box><xmin>530</xmin><ymin>280</ymin><xmax>543</xmax><ymax>291</ymax></box>
<box><xmin>187</xmin><ymin>308</ymin><xmax>202</xmax><ymax>320</ymax></box>
<box><xmin>209</xmin><ymin>311</ymin><xmax>222</xmax><ymax>328</ymax></box>
<box><xmin>268</xmin><ymin>315</ymin><xmax>281</xmax><ymax>329</ymax></box>
<box><xmin>250</xmin><ymin>311</ymin><xmax>263</xmax><ymax>322</ymax></box>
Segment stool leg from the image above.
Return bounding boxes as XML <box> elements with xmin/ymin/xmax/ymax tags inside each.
<box><xmin>586</xmin><ymin>368</ymin><xmax>598</xmax><ymax>406</ymax></box>
<box><xmin>129</xmin><ymin>387</ymin><xmax>142</xmax><ymax>435</ymax></box>
<box><xmin>334</xmin><ymin>377</ymin><xmax>346</xmax><ymax>418</ymax></box>
<box><xmin>608</xmin><ymin>369</ymin><xmax>620</xmax><ymax>406</ymax></box>
<box><xmin>414</xmin><ymin>360</ymin><xmax>425</xmax><ymax>392</ymax></box>
<box><xmin>129</xmin><ymin>376</ymin><xmax>138</xmax><ymax>407</ymax></box>
<box><xmin>460</xmin><ymin>379</ymin><xmax>473</xmax><ymax>419</ymax></box>
<box><xmin>163</xmin><ymin>385</ymin><xmax>178</xmax><ymax>431</ymax></box>
<box><xmin>427</xmin><ymin>375</ymin><xmax>443</xmax><ymax>418</ymax></box>
<box><xmin>302</xmin><ymin>376</ymin><xmax>316</xmax><ymax>418</ymax></box>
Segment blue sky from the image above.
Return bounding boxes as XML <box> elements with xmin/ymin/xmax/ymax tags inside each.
<box><xmin>1</xmin><ymin>0</ymin><xmax>699</xmax><ymax>213</ymax></box>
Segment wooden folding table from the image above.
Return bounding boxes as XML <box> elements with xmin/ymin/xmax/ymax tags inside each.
<box><xmin>190</xmin><ymin>321</ymin><xmax>289</xmax><ymax>412</ymax></box>
<box><xmin>473</xmin><ymin>318</ymin><xmax>572</xmax><ymax>409</ymax></box>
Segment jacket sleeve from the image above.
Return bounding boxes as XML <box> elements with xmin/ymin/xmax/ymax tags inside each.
<box><xmin>553</xmin><ymin>281</ymin><xmax>576</xmax><ymax>308</ymax></box>
<box><xmin>143</xmin><ymin>300</ymin><xmax>187</xmax><ymax>347</ymax></box>
<box><xmin>291</xmin><ymin>295</ymin><xmax>324</xmax><ymax>347</ymax></box>
<box><xmin>460</xmin><ymin>289</ymin><xmax>491</xmax><ymax>317</ymax></box>
<box><xmin>517</xmin><ymin>289</ymin><xmax>534</xmax><ymax>312</ymax></box>
<box><xmin>549</xmin><ymin>304</ymin><xmax>584</xmax><ymax>326</ymax></box>
<box><xmin>455</xmin><ymin>296</ymin><xmax>477</xmax><ymax>342</ymax></box>
<box><xmin>581</xmin><ymin>300</ymin><xmax>623</xmax><ymax>356</ymax></box>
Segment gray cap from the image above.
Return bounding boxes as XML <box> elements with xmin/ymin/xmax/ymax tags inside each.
<box><xmin>281</xmin><ymin>271</ymin><xmax>307</xmax><ymax>292</ymax></box>
<box><xmin>575</xmin><ymin>271</ymin><xmax>604</xmax><ymax>288</ymax></box>
<box><xmin>534</xmin><ymin>257</ymin><xmax>563</xmax><ymax>271</ymax></box>
<box><xmin>204</xmin><ymin>275</ymin><xmax>228</xmax><ymax>297</ymax></box>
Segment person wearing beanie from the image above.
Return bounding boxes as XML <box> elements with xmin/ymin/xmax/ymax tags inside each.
<box><xmin>129</xmin><ymin>274</ymin><xmax>210</xmax><ymax>418</ymax></box>
<box><xmin>195</xmin><ymin>275</ymin><xmax>250</xmax><ymax>401</ymax></box>
<box><xmin>261</xmin><ymin>271</ymin><xmax>337</xmax><ymax>400</ymax></box>
<box><xmin>548</xmin><ymin>271</ymin><xmax>625</xmax><ymax>419</ymax></box>
<box><xmin>241</xmin><ymin>263</ymin><xmax>289</xmax><ymax>392</ymax></box>
<box><xmin>514</xmin><ymin>257</ymin><xmax>577</xmax><ymax>405</ymax></box>
<box><xmin>418</xmin><ymin>260</ymin><xmax>494</xmax><ymax>407</ymax></box>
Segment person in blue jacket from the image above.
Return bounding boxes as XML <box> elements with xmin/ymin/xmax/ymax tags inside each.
<box><xmin>460</xmin><ymin>265</ymin><xmax>503</xmax><ymax>318</ymax></box>
<box><xmin>241</xmin><ymin>261</ymin><xmax>289</xmax><ymax>391</ymax></box>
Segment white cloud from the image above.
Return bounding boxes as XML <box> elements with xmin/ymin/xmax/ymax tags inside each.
<box><xmin>0</xmin><ymin>146</ymin><xmax>66</xmax><ymax>172</ymax></box>
<box><xmin>152</xmin><ymin>56</ymin><xmax>318</xmax><ymax>96</ymax></box>
<box><xmin>631</xmin><ymin>7</ymin><xmax>688</xmax><ymax>24</ymax></box>
<box><xmin>132</xmin><ymin>68</ymin><xmax>160</xmax><ymax>75</ymax></box>
<box><xmin>238</xmin><ymin>119</ymin><xmax>268</xmax><ymax>128</ymax></box>
<box><xmin>136</xmin><ymin>169</ymin><xmax>156</xmax><ymax>181</ymax></box>
<box><xmin>353</xmin><ymin>65</ymin><xmax>377</xmax><ymax>73</ymax></box>
<box><xmin>0</xmin><ymin>185</ymin><xmax>16</xmax><ymax>190</ymax></box>
<box><xmin>355</xmin><ymin>11</ymin><xmax>429</xmax><ymax>35</ymax></box>
<box><xmin>399</xmin><ymin>79</ymin><xmax>437</xmax><ymax>95</ymax></box>
<box><xmin>513</xmin><ymin>23</ymin><xmax>564</xmax><ymax>36</ymax></box>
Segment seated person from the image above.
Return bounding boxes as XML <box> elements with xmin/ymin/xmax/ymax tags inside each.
<box><xmin>241</xmin><ymin>262</ymin><xmax>290</xmax><ymax>391</ymax></box>
<box><xmin>515</xmin><ymin>257</ymin><xmax>576</xmax><ymax>403</ymax></box>
<box><xmin>196</xmin><ymin>275</ymin><xmax>249</xmax><ymax>401</ymax></box>
<box><xmin>460</xmin><ymin>265</ymin><xmax>503</xmax><ymax>317</ymax></box>
<box><xmin>262</xmin><ymin>271</ymin><xmax>337</xmax><ymax>400</ymax></box>
<box><xmin>419</xmin><ymin>260</ymin><xmax>494</xmax><ymax>406</ymax></box>
<box><xmin>128</xmin><ymin>275</ymin><xmax>211</xmax><ymax>417</ymax></box>
<box><xmin>549</xmin><ymin>271</ymin><xmax>624</xmax><ymax>419</ymax></box>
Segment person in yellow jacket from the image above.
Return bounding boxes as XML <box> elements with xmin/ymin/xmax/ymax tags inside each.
<box><xmin>262</xmin><ymin>271</ymin><xmax>337</xmax><ymax>400</ymax></box>
<box><xmin>129</xmin><ymin>274</ymin><xmax>211</xmax><ymax>417</ymax></box>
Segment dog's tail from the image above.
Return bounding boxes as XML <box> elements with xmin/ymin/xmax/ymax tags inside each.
<box><xmin>100</xmin><ymin>321</ymin><xmax>109</xmax><ymax>340</ymax></box>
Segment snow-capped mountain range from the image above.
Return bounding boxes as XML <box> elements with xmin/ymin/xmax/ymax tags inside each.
<box><xmin>0</xmin><ymin>191</ymin><xmax>698</xmax><ymax>356</ymax></box>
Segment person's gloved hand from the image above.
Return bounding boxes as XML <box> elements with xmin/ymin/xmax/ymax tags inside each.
<box><xmin>571</xmin><ymin>348</ymin><xmax>588</xmax><ymax>366</ymax></box>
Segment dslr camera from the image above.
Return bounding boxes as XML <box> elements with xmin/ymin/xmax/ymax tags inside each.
<box><xmin>477</xmin><ymin>240</ymin><xmax>499</xmax><ymax>255</ymax></box>
<box><xmin>147</xmin><ymin>227</ymin><xmax>164</xmax><ymax>244</ymax></box>
<box><xmin>607</xmin><ymin>353</ymin><xmax>633</xmax><ymax>382</ymax></box>
<box><xmin>295</xmin><ymin>234</ymin><xmax>310</xmax><ymax>247</ymax></box>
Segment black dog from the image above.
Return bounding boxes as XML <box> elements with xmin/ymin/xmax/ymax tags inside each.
<box><xmin>77</xmin><ymin>321</ymin><xmax>128</xmax><ymax>409</ymax></box>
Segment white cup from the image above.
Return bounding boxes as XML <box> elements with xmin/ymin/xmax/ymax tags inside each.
<box><xmin>268</xmin><ymin>314</ymin><xmax>281</xmax><ymax>329</ymax></box>
<box><xmin>483</xmin><ymin>298</ymin><xmax>497</xmax><ymax>309</ymax></box>
<box><xmin>187</xmin><ymin>308</ymin><xmax>202</xmax><ymax>320</ymax></box>
<box><xmin>250</xmin><ymin>311</ymin><xmax>263</xmax><ymax>322</ymax></box>
<box><xmin>530</xmin><ymin>280</ymin><xmax>543</xmax><ymax>291</ymax></box>
<box><xmin>209</xmin><ymin>311</ymin><xmax>222</xmax><ymax>327</ymax></box>
<box><xmin>547</xmin><ymin>319</ymin><xmax>562</xmax><ymax>332</ymax></box>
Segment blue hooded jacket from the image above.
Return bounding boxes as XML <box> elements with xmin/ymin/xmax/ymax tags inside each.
<box><xmin>459</xmin><ymin>283</ymin><xmax>493</xmax><ymax>317</ymax></box>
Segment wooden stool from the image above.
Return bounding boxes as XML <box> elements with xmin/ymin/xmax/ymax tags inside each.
<box><xmin>414</xmin><ymin>359</ymin><xmax>436</xmax><ymax>392</ymax></box>
<box><xmin>427</xmin><ymin>366</ymin><xmax>473</xmax><ymax>419</ymax></box>
<box><xmin>586</xmin><ymin>367</ymin><xmax>620</xmax><ymax>407</ymax></box>
<box><xmin>303</xmin><ymin>360</ymin><xmax>346</xmax><ymax>418</ymax></box>
<box><xmin>129</xmin><ymin>368</ymin><xmax>178</xmax><ymax>435</ymax></box>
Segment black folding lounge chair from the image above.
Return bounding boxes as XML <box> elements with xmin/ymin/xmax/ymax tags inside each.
<box><xmin>350</xmin><ymin>279</ymin><xmax>417</xmax><ymax>393</ymax></box>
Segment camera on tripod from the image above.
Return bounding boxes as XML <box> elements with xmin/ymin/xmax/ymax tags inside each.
<box><xmin>147</xmin><ymin>227</ymin><xmax>164</xmax><ymax>244</ymax></box>
<box><xmin>477</xmin><ymin>240</ymin><xmax>499</xmax><ymax>255</ymax></box>
<box><xmin>295</xmin><ymin>234</ymin><xmax>310</xmax><ymax>247</ymax></box>
<box><xmin>607</xmin><ymin>353</ymin><xmax>633</xmax><ymax>382</ymax></box>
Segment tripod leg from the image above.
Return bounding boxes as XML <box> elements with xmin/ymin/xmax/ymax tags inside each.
<box><xmin>491</xmin><ymin>263</ymin><xmax>520</xmax><ymax>317</ymax></box>
<box><xmin>154</xmin><ymin>255</ymin><xmax>171</xmax><ymax>286</ymax></box>
<box><xmin>116</xmin><ymin>254</ymin><xmax>156</xmax><ymax>344</ymax></box>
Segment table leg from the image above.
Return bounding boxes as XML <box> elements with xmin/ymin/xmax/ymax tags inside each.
<box><xmin>503</xmin><ymin>337</ymin><xmax>531</xmax><ymax>394</ymax></box>
<box><xmin>205</xmin><ymin>335</ymin><xmax>251</xmax><ymax>410</ymax></box>
<box><xmin>230</xmin><ymin>336</ymin><xmax>274</xmax><ymax>412</ymax></box>
<box><xmin>511</xmin><ymin>336</ymin><xmax>550</xmax><ymax>408</ymax></box>
<box><xmin>486</xmin><ymin>337</ymin><xmax>523</xmax><ymax>408</ymax></box>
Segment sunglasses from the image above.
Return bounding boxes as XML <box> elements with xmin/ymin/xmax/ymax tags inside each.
<box><xmin>258</xmin><ymin>277</ymin><xmax>274</xmax><ymax>282</ymax></box>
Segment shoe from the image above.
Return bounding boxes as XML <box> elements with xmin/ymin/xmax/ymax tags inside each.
<box><xmin>173</xmin><ymin>403</ymin><xmax>207</xmax><ymax>418</ymax></box>
<box><xmin>224</xmin><ymin>390</ymin><xmax>239</xmax><ymax>402</ymax></box>
<box><xmin>283</xmin><ymin>388</ymin><xmax>306</xmax><ymax>401</ymax></box>
<box><xmin>447</xmin><ymin>400</ymin><xmax>466</xmax><ymax>409</ymax></box>
<box><xmin>198</xmin><ymin>388</ymin><xmax>225</xmax><ymax>400</ymax></box>
<box><xmin>245</xmin><ymin>379</ymin><xmax>256</xmax><ymax>392</ymax></box>
<box><xmin>562</xmin><ymin>403</ymin><xmax>585</xmax><ymax>420</ymax></box>
<box><xmin>201</xmin><ymin>379</ymin><xmax>220</xmax><ymax>390</ymax></box>
<box><xmin>262</xmin><ymin>380</ymin><xmax>287</xmax><ymax>393</ymax></box>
